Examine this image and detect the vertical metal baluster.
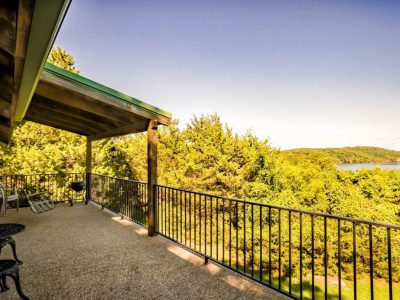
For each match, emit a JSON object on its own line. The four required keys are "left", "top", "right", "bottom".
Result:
{"left": 174, "top": 189, "right": 177, "bottom": 239}
{"left": 189, "top": 192, "right": 192, "bottom": 248}
{"left": 353, "top": 222, "right": 357, "bottom": 300}
{"left": 157, "top": 185, "right": 161, "bottom": 231}
{"left": 222, "top": 199, "right": 225, "bottom": 264}
{"left": 167, "top": 187, "right": 170, "bottom": 237}
{"left": 184, "top": 191, "right": 187, "bottom": 245}
{"left": 387, "top": 228, "right": 393, "bottom": 300}
{"left": 338, "top": 219, "right": 341, "bottom": 299}
{"left": 260, "top": 206, "right": 263, "bottom": 282}
{"left": 136, "top": 182, "right": 138, "bottom": 222}
{"left": 127, "top": 181, "right": 130, "bottom": 219}
{"left": 278, "top": 209, "right": 281, "bottom": 290}
{"left": 229, "top": 200, "right": 232, "bottom": 268}
{"left": 143, "top": 184, "right": 146, "bottom": 223}
{"left": 324, "top": 216, "right": 328, "bottom": 300}
{"left": 236, "top": 201, "right": 239, "bottom": 270}
{"left": 146, "top": 184, "right": 149, "bottom": 222}
{"left": 216, "top": 197, "right": 219, "bottom": 261}
{"left": 144, "top": 184, "right": 147, "bottom": 224}
{"left": 269, "top": 207, "right": 272, "bottom": 286}
{"left": 136, "top": 184, "right": 140, "bottom": 225}
{"left": 155, "top": 185, "right": 159, "bottom": 231}
{"left": 174, "top": 189, "right": 176, "bottom": 240}
{"left": 199, "top": 195, "right": 201, "bottom": 252}
{"left": 369, "top": 224, "right": 374, "bottom": 300}
{"left": 133, "top": 182, "right": 135, "bottom": 221}
{"left": 204, "top": 195, "right": 207, "bottom": 256}
{"left": 199, "top": 193, "right": 202, "bottom": 252}
{"left": 162, "top": 187, "right": 165, "bottom": 234}
{"left": 244, "top": 202, "right": 247, "bottom": 274}
{"left": 194, "top": 193, "right": 197, "bottom": 250}
{"left": 210, "top": 196, "right": 213, "bottom": 259}
{"left": 177, "top": 189, "right": 179, "bottom": 241}
{"left": 180, "top": 190, "right": 183, "bottom": 243}
{"left": 134, "top": 182, "right": 137, "bottom": 222}
{"left": 222, "top": 198, "right": 225, "bottom": 264}
{"left": 251, "top": 204, "right": 254, "bottom": 277}
{"left": 168, "top": 188, "right": 171, "bottom": 238}
{"left": 289, "top": 211, "right": 292, "bottom": 294}
{"left": 312, "top": 215, "right": 315, "bottom": 300}
{"left": 139, "top": 183, "right": 141, "bottom": 223}
{"left": 164, "top": 187, "right": 166, "bottom": 234}
{"left": 171, "top": 189, "right": 174, "bottom": 239}
{"left": 121, "top": 180, "right": 124, "bottom": 216}
{"left": 128, "top": 181, "right": 131, "bottom": 220}
{"left": 300, "top": 213, "right": 303, "bottom": 299}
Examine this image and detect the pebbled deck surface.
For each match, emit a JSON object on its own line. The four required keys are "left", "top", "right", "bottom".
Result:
{"left": 0, "top": 203, "right": 288, "bottom": 299}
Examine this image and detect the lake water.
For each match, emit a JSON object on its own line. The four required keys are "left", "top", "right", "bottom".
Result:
{"left": 337, "top": 162, "right": 400, "bottom": 171}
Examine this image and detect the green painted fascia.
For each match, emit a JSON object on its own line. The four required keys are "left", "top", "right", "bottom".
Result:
{"left": 14, "top": 0, "right": 71, "bottom": 121}
{"left": 44, "top": 62, "right": 172, "bottom": 120}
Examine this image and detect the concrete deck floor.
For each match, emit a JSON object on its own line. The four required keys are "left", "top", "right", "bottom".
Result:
{"left": 0, "top": 203, "right": 288, "bottom": 299}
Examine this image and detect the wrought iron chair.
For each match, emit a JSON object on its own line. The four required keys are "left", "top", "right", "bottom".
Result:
{"left": 0, "top": 260, "right": 29, "bottom": 299}
{"left": 0, "top": 182, "right": 19, "bottom": 216}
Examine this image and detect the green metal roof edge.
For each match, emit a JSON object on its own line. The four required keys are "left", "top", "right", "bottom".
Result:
{"left": 15, "top": 0, "right": 72, "bottom": 121}
{"left": 44, "top": 62, "right": 172, "bottom": 120}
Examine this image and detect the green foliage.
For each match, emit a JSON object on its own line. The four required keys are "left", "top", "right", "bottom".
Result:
{"left": 47, "top": 46, "right": 79, "bottom": 74}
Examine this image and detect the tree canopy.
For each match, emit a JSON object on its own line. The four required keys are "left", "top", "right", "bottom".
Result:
{"left": 47, "top": 46, "right": 80, "bottom": 74}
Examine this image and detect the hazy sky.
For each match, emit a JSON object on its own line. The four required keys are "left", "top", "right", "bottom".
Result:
{"left": 54, "top": 0, "right": 400, "bottom": 150}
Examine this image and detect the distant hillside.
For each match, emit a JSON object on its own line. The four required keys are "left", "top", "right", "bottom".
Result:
{"left": 282, "top": 146, "right": 400, "bottom": 164}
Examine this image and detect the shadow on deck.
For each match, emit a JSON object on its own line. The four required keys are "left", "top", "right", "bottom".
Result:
{"left": 1, "top": 203, "right": 287, "bottom": 299}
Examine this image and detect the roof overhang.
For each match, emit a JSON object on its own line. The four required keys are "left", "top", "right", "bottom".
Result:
{"left": 1, "top": 0, "right": 171, "bottom": 143}
{"left": 0, "top": 0, "right": 71, "bottom": 143}
{"left": 25, "top": 63, "right": 172, "bottom": 140}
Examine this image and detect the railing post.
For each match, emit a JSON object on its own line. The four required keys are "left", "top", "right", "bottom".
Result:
{"left": 85, "top": 137, "right": 92, "bottom": 204}
{"left": 147, "top": 119, "right": 158, "bottom": 236}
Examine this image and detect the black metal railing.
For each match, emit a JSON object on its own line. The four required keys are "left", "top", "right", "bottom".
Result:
{"left": 2, "top": 172, "right": 399, "bottom": 299}
{"left": 0, "top": 173, "right": 86, "bottom": 204}
{"left": 90, "top": 174, "right": 148, "bottom": 226}
{"left": 155, "top": 185, "right": 400, "bottom": 300}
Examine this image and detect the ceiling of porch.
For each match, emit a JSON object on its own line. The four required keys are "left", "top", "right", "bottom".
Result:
{"left": 25, "top": 63, "right": 171, "bottom": 140}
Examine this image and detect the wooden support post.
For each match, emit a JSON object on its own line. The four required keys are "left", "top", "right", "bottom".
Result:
{"left": 147, "top": 119, "right": 158, "bottom": 236}
{"left": 85, "top": 137, "right": 92, "bottom": 204}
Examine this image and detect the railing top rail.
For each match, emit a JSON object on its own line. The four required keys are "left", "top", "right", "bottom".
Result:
{"left": 91, "top": 173, "right": 147, "bottom": 185}
{"left": 1, "top": 173, "right": 84, "bottom": 176}
{"left": 156, "top": 184, "right": 400, "bottom": 230}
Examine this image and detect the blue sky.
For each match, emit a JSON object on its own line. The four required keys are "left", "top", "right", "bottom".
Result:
{"left": 54, "top": 0, "right": 400, "bottom": 150}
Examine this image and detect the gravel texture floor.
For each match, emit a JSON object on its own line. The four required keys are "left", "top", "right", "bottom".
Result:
{"left": 0, "top": 203, "right": 288, "bottom": 299}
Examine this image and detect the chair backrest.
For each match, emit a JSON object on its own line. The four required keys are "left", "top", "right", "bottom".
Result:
{"left": 0, "top": 182, "right": 5, "bottom": 215}
{"left": 0, "top": 181, "right": 5, "bottom": 200}
{"left": 0, "top": 181, "right": 18, "bottom": 215}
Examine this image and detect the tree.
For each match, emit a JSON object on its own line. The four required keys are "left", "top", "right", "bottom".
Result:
{"left": 47, "top": 46, "right": 79, "bottom": 74}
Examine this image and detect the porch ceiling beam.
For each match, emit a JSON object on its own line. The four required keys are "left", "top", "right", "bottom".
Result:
{"left": 29, "top": 100, "right": 110, "bottom": 131}
{"left": 30, "top": 95, "right": 123, "bottom": 128}
{"left": 25, "top": 109, "right": 97, "bottom": 136}
{"left": 90, "top": 120, "right": 148, "bottom": 141}
{"left": 38, "top": 70, "right": 171, "bottom": 126}
{"left": 26, "top": 107, "right": 98, "bottom": 134}
{"left": 35, "top": 79, "right": 135, "bottom": 125}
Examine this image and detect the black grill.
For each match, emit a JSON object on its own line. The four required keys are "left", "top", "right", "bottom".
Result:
{"left": 70, "top": 181, "right": 85, "bottom": 192}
